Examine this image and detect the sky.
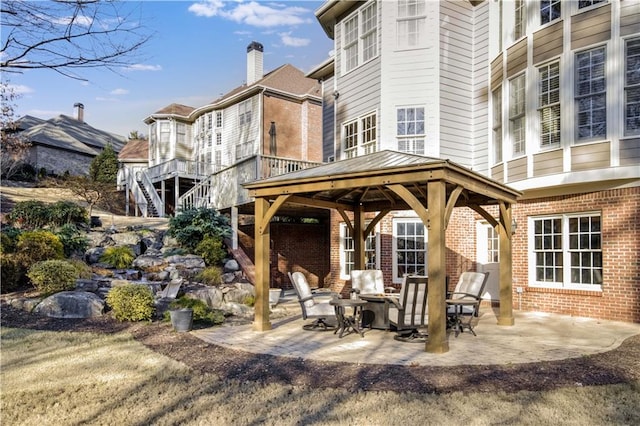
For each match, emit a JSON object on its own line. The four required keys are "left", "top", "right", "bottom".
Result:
{"left": 6, "top": 0, "right": 334, "bottom": 138}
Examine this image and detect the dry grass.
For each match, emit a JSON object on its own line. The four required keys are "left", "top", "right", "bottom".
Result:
{"left": 1, "top": 327, "right": 638, "bottom": 426}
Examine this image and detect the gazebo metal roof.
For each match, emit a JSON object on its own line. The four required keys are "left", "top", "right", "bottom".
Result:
{"left": 244, "top": 150, "right": 522, "bottom": 354}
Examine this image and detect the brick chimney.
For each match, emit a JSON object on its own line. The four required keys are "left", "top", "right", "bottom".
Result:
{"left": 246, "top": 41, "right": 263, "bottom": 85}
{"left": 73, "top": 103, "right": 84, "bottom": 122}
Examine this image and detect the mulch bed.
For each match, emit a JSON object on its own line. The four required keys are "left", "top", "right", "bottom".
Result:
{"left": 2, "top": 303, "right": 639, "bottom": 394}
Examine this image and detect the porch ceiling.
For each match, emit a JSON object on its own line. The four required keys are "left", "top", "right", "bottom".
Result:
{"left": 244, "top": 150, "right": 522, "bottom": 211}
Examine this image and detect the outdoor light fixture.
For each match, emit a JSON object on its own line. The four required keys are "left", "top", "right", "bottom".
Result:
{"left": 333, "top": 91, "right": 340, "bottom": 99}
{"left": 511, "top": 219, "right": 518, "bottom": 235}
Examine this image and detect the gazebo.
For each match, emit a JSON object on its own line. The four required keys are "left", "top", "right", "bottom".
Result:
{"left": 244, "top": 151, "right": 522, "bottom": 353}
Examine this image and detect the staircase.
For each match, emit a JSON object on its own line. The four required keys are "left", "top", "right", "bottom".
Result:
{"left": 136, "top": 180, "right": 159, "bottom": 217}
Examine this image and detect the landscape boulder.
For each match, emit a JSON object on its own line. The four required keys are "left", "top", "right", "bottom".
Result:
{"left": 34, "top": 291, "right": 105, "bottom": 318}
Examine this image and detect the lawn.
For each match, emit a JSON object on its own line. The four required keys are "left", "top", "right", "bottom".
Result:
{"left": 1, "top": 326, "right": 639, "bottom": 425}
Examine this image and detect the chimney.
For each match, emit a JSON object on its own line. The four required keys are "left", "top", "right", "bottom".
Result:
{"left": 246, "top": 41, "right": 263, "bottom": 85}
{"left": 73, "top": 103, "right": 84, "bottom": 122}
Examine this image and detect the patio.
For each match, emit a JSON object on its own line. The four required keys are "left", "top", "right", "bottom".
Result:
{"left": 192, "top": 292, "right": 640, "bottom": 367}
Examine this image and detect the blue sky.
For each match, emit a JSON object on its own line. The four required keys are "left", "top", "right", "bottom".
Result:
{"left": 7, "top": 1, "right": 334, "bottom": 138}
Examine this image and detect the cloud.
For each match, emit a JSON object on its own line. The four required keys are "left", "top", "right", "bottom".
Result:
{"left": 110, "top": 88, "right": 129, "bottom": 95}
{"left": 279, "top": 32, "right": 310, "bottom": 47}
{"left": 123, "top": 64, "right": 162, "bottom": 72}
{"left": 189, "top": 0, "right": 313, "bottom": 27}
{"left": 7, "top": 84, "right": 34, "bottom": 95}
{"left": 96, "top": 97, "right": 119, "bottom": 102}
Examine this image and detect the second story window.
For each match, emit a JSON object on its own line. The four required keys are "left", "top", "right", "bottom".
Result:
{"left": 216, "top": 112, "right": 222, "bottom": 128}
{"left": 578, "top": 1, "right": 605, "bottom": 9}
{"left": 541, "top": 0, "right": 561, "bottom": 25}
{"left": 239, "top": 100, "right": 252, "bottom": 125}
{"left": 176, "top": 123, "right": 186, "bottom": 146}
{"left": 207, "top": 114, "right": 212, "bottom": 130}
{"left": 576, "top": 47, "right": 606, "bottom": 141}
{"left": 538, "top": 61, "right": 561, "bottom": 147}
{"left": 625, "top": 38, "right": 640, "bottom": 136}
{"left": 397, "top": 0, "right": 426, "bottom": 49}
{"left": 342, "top": 1, "right": 378, "bottom": 74}
{"left": 343, "top": 112, "right": 377, "bottom": 159}
{"left": 397, "top": 107, "right": 425, "bottom": 155}
{"left": 509, "top": 75, "right": 526, "bottom": 156}
{"left": 159, "top": 121, "right": 170, "bottom": 144}
{"left": 514, "top": 0, "right": 525, "bottom": 40}
{"left": 216, "top": 133, "right": 222, "bottom": 146}
{"left": 492, "top": 87, "right": 503, "bottom": 163}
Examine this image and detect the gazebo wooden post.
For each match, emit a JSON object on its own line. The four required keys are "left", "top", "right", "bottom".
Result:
{"left": 425, "top": 180, "right": 449, "bottom": 353}
{"left": 253, "top": 197, "right": 272, "bottom": 331}
{"left": 497, "top": 202, "right": 515, "bottom": 326}
{"left": 354, "top": 205, "right": 366, "bottom": 270}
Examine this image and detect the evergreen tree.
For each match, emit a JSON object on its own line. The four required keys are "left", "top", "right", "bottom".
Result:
{"left": 89, "top": 144, "right": 118, "bottom": 184}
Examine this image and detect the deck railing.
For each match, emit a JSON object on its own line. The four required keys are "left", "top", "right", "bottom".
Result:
{"left": 146, "top": 159, "right": 212, "bottom": 181}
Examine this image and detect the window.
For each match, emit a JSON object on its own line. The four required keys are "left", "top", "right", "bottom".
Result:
{"left": 576, "top": 47, "right": 606, "bottom": 141}
{"left": 625, "top": 38, "right": 640, "bottom": 136}
{"left": 207, "top": 113, "right": 212, "bottom": 130}
{"left": 530, "top": 213, "right": 602, "bottom": 289}
{"left": 239, "top": 100, "right": 252, "bottom": 125}
{"left": 215, "top": 151, "right": 221, "bottom": 168}
{"left": 397, "top": 0, "right": 426, "bottom": 49}
{"left": 492, "top": 88, "right": 502, "bottom": 163}
{"left": 509, "top": 75, "right": 526, "bottom": 156}
{"left": 342, "top": 1, "right": 378, "bottom": 73}
{"left": 393, "top": 218, "right": 427, "bottom": 282}
{"left": 159, "top": 121, "right": 170, "bottom": 144}
{"left": 343, "top": 112, "right": 377, "bottom": 158}
{"left": 216, "top": 133, "right": 222, "bottom": 146}
{"left": 538, "top": 62, "right": 561, "bottom": 147}
{"left": 487, "top": 226, "right": 499, "bottom": 263}
{"left": 235, "top": 140, "right": 253, "bottom": 161}
{"left": 514, "top": 0, "right": 525, "bottom": 40}
{"left": 540, "top": 0, "right": 561, "bottom": 25}
{"left": 578, "top": 1, "right": 605, "bottom": 9}
{"left": 340, "top": 223, "right": 378, "bottom": 279}
{"left": 397, "top": 107, "right": 425, "bottom": 155}
{"left": 216, "top": 112, "right": 222, "bottom": 128}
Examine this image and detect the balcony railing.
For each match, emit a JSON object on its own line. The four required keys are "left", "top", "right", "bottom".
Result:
{"left": 146, "top": 159, "right": 213, "bottom": 181}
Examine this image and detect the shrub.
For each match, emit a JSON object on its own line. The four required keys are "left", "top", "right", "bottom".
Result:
{"left": 16, "top": 230, "right": 64, "bottom": 268}
{"left": 194, "top": 235, "right": 227, "bottom": 266}
{"left": 195, "top": 266, "right": 223, "bottom": 286}
{"left": 68, "top": 258, "right": 92, "bottom": 279}
{"left": 168, "top": 208, "right": 231, "bottom": 251}
{"left": 162, "top": 247, "right": 187, "bottom": 257}
{"left": 0, "top": 254, "right": 26, "bottom": 293}
{"left": 165, "top": 297, "right": 225, "bottom": 326}
{"left": 106, "top": 284, "right": 155, "bottom": 322}
{"left": 1, "top": 233, "right": 15, "bottom": 254}
{"left": 100, "top": 246, "right": 135, "bottom": 269}
{"left": 8, "top": 200, "right": 50, "bottom": 229}
{"left": 27, "top": 259, "right": 78, "bottom": 295}
{"left": 54, "top": 224, "right": 89, "bottom": 257}
{"left": 243, "top": 295, "right": 256, "bottom": 307}
{"left": 49, "top": 201, "right": 87, "bottom": 226}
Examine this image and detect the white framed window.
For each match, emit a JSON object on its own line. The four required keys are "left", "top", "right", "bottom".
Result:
{"left": 215, "top": 151, "right": 221, "bottom": 168}
{"left": 340, "top": 223, "right": 379, "bottom": 280}
{"left": 529, "top": 213, "right": 603, "bottom": 290}
{"left": 343, "top": 112, "right": 377, "bottom": 159}
{"left": 342, "top": 1, "right": 378, "bottom": 74}
{"left": 538, "top": 61, "right": 561, "bottom": 147}
{"left": 397, "top": 0, "right": 426, "bottom": 49}
{"left": 509, "top": 75, "right": 526, "bottom": 156}
{"left": 216, "top": 133, "right": 222, "bottom": 146}
{"left": 235, "top": 140, "right": 253, "bottom": 161}
{"left": 392, "top": 218, "right": 427, "bottom": 283}
{"left": 514, "top": 0, "right": 525, "bottom": 40}
{"left": 207, "top": 113, "right": 212, "bottom": 130}
{"left": 540, "top": 0, "right": 561, "bottom": 25}
{"left": 239, "top": 100, "right": 252, "bottom": 125}
{"left": 576, "top": 47, "right": 606, "bottom": 141}
{"left": 625, "top": 38, "right": 640, "bottom": 136}
{"left": 159, "top": 121, "right": 170, "bottom": 144}
{"left": 397, "top": 106, "right": 425, "bottom": 155}
{"left": 216, "top": 111, "right": 222, "bottom": 128}
{"left": 207, "top": 133, "right": 212, "bottom": 148}
{"left": 176, "top": 122, "right": 186, "bottom": 146}
{"left": 578, "top": 1, "right": 605, "bottom": 10}
{"left": 493, "top": 87, "right": 503, "bottom": 163}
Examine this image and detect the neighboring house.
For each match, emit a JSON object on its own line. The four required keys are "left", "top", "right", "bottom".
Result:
{"left": 122, "top": 41, "right": 323, "bottom": 219}
{"left": 13, "top": 104, "right": 126, "bottom": 176}
{"left": 307, "top": 0, "right": 639, "bottom": 323}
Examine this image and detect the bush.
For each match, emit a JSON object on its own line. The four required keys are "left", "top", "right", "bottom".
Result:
{"left": 49, "top": 201, "right": 87, "bottom": 226}
{"left": 16, "top": 230, "right": 64, "bottom": 268}
{"left": 162, "top": 247, "right": 187, "bottom": 257}
{"left": 26, "top": 259, "right": 78, "bottom": 295}
{"left": 106, "top": 284, "right": 155, "bottom": 322}
{"left": 68, "top": 258, "right": 92, "bottom": 279}
{"left": 100, "top": 246, "right": 135, "bottom": 269}
{"left": 165, "top": 297, "right": 225, "bottom": 326}
{"left": 195, "top": 266, "right": 223, "bottom": 286}
{"left": 168, "top": 208, "right": 231, "bottom": 251}
{"left": 0, "top": 254, "right": 26, "bottom": 293}
{"left": 243, "top": 295, "right": 256, "bottom": 307}
{"left": 194, "top": 235, "right": 227, "bottom": 266}
{"left": 8, "top": 200, "right": 50, "bottom": 229}
{"left": 54, "top": 224, "right": 89, "bottom": 257}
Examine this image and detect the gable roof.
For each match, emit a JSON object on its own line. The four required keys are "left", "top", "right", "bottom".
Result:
{"left": 16, "top": 114, "right": 126, "bottom": 156}
{"left": 118, "top": 138, "right": 149, "bottom": 162}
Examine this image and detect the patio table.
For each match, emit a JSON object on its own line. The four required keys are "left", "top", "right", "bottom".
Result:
{"left": 330, "top": 298, "right": 367, "bottom": 338}
{"left": 358, "top": 293, "right": 399, "bottom": 330}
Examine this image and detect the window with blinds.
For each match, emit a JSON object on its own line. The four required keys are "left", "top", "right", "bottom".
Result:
{"left": 510, "top": 75, "right": 526, "bottom": 156}
{"left": 576, "top": 47, "right": 606, "bottom": 141}
{"left": 625, "top": 38, "right": 640, "bottom": 136}
{"left": 538, "top": 62, "right": 561, "bottom": 147}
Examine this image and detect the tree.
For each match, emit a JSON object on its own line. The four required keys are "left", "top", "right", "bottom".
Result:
{"left": 0, "top": 80, "right": 31, "bottom": 179}
{"left": 128, "top": 130, "right": 146, "bottom": 140}
{"left": 64, "top": 175, "right": 111, "bottom": 220}
{"left": 89, "top": 143, "right": 118, "bottom": 184}
{"left": 1, "top": 0, "right": 152, "bottom": 81}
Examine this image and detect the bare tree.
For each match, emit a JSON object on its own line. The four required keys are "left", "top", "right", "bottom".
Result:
{"left": 0, "top": 80, "right": 31, "bottom": 179}
{"left": 1, "top": 0, "right": 152, "bottom": 80}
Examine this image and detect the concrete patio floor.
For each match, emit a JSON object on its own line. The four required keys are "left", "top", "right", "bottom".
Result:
{"left": 192, "top": 292, "right": 640, "bottom": 367}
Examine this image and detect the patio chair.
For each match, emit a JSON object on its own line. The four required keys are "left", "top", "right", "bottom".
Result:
{"left": 388, "top": 275, "right": 429, "bottom": 342}
{"left": 290, "top": 272, "right": 337, "bottom": 331}
{"left": 350, "top": 269, "right": 396, "bottom": 296}
{"left": 446, "top": 271, "right": 489, "bottom": 336}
